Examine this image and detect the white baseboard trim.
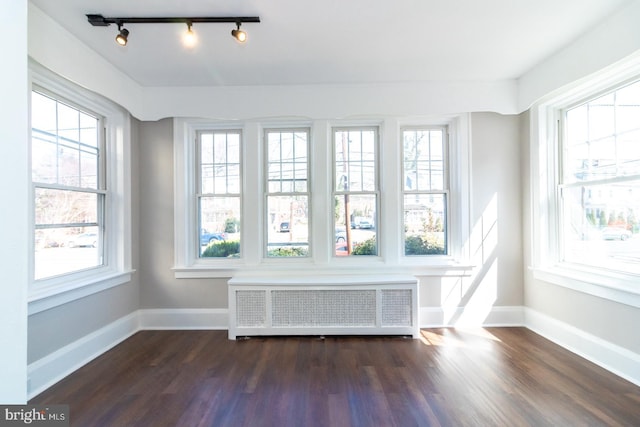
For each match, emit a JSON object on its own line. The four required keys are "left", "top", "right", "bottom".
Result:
{"left": 138, "top": 308, "right": 228, "bottom": 330}
{"left": 525, "top": 308, "right": 640, "bottom": 387}
{"left": 27, "top": 311, "right": 140, "bottom": 400}
{"left": 420, "top": 306, "right": 525, "bottom": 327}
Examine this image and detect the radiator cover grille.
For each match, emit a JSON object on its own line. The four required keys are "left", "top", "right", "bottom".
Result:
{"left": 272, "top": 289, "right": 376, "bottom": 327}
{"left": 236, "top": 290, "right": 266, "bottom": 327}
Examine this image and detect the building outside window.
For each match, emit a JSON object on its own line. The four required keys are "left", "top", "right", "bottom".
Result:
{"left": 333, "top": 127, "right": 378, "bottom": 257}
{"left": 402, "top": 128, "right": 448, "bottom": 256}
{"left": 560, "top": 79, "right": 640, "bottom": 275}
{"left": 265, "top": 129, "right": 310, "bottom": 257}
{"left": 198, "top": 130, "right": 242, "bottom": 258}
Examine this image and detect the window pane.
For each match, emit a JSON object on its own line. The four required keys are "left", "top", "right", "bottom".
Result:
{"left": 565, "top": 81, "right": 640, "bottom": 184}
{"left": 266, "top": 130, "right": 308, "bottom": 194}
{"left": 404, "top": 194, "right": 447, "bottom": 255}
{"left": 334, "top": 194, "right": 377, "bottom": 256}
{"left": 334, "top": 129, "right": 377, "bottom": 192}
{"left": 199, "top": 131, "right": 240, "bottom": 195}
{"left": 35, "top": 225, "right": 102, "bottom": 280}
{"left": 31, "top": 91, "right": 100, "bottom": 190}
{"left": 267, "top": 195, "right": 309, "bottom": 257}
{"left": 199, "top": 196, "right": 241, "bottom": 258}
{"left": 31, "top": 92, "right": 57, "bottom": 131}
{"left": 35, "top": 188, "right": 98, "bottom": 225}
{"left": 618, "top": 130, "right": 640, "bottom": 176}
{"left": 403, "top": 129, "right": 445, "bottom": 191}
{"left": 561, "top": 182, "right": 639, "bottom": 274}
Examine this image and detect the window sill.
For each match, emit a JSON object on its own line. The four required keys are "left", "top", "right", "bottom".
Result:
{"left": 532, "top": 264, "right": 640, "bottom": 308}
{"left": 28, "top": 269, "right": 135, "bottom": 315}
{"left": 173, "top": 259, "right": 473, "bottom": 279}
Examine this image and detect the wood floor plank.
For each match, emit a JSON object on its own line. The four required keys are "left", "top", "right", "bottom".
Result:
{"left": 30, "top": 328, "right": 640, "bottom": 426}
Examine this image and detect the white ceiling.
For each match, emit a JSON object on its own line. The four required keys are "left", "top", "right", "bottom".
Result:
{"left": 30, "top": 0, "right": 630, "bottom": 88}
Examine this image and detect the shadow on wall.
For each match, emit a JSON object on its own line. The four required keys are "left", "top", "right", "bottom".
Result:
{"left": 442, "top": 192, "right": 499, "bottom": 326}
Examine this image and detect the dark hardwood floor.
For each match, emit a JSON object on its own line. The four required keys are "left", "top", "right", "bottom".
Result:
{"left": 31, "top": 328, "right": 640, "bottom": 426}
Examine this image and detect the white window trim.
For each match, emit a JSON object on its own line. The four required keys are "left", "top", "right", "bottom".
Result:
{"left": 173, "top": 115, "right": 472, "bottom": 278}
{"left": 529, "top": 55, "right": 640, "bottom": 308}
{"left": 28, "top": 61, "right": 133, "bottom": 314}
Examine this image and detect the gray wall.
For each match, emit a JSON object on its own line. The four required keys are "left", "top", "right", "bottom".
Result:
{"left": 419, "top": 113, "right": 523, "bottom": 320}
{"left": 138, "top": 119, "right": 228, "bottom": 309}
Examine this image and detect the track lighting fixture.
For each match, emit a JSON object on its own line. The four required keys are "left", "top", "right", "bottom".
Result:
{"left": 87, "top": 14, "right": 260, "bottom": 47}
{"left": 231, "top": 22, "right": 247, "bottom": 43}
{"left": 115, "top": 24, "right": 129, "bottom": 46}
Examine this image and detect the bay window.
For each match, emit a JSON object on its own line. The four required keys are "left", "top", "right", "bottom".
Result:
{"left": 174, "top": 115, "right": 470, "bottom": 277}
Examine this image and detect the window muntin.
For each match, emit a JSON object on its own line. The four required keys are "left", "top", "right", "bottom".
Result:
{"left": 402, "top": 128, "right": 448, "bottom": 256}
{"left": 560, "top": 80, "right": 640, "bottom": 275}
{"left": 333, "top": 128, "right": 378, "bottom": 256}
{"left": 265, "top": 129, "right": 310, "bottom": 257}
{"left": 31, "top": 90, "right": 105, "bottom": 280}
{"left": 198, "top": 130, "right": 242, "bottom": 258}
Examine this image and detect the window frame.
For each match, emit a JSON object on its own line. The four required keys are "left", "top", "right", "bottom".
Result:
{"left": 196, "top": 128, "right": 243, "bottom": 259}
{"left": 263, "top": 127, "right": 311, "bottom": 259}
{"left": 28, "top": 61, "right": 132, "bottom": 314}
{"left": 530, "top": 66, "right": 640, "bottom": 308}
{"left": 401, "top": 126, "right": 450, "bottom": 257}
{"left": 31, "top": 86, "right": 107, "bottom": 279}
{"left": 332, "top": 126, "right": 380, "bottom": 258}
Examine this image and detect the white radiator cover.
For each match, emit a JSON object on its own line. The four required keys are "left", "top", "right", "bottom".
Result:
{"left": 228, "top": 275, "right": 419, "bottom": 339}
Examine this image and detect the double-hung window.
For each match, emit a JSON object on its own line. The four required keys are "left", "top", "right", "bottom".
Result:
{"left": 402, "top": 128, "right": 448, "bottom": 256}
{"left": 265, "top": 129, "right": 310, "bottom": 257}
{"left": 333, "top": 127, "right": 379, "bottom": 256}
{"left": 32, "top": 89, "right": 104, "bottom": 279}
{"left": 560, "top": 80, "right": 640, "bottom": 275}
{"left": 198, "top": 130, "right": 242, "bottom": 258}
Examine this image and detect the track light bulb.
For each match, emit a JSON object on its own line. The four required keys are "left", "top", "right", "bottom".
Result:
{"left": 183, "top": 23, "right": 197, "bottom": 48}
{"left": 115, "top": 26, "right": 129, "bottom": 46}
{"left": 231, "top": 23, "right": 247, "bottom": 43}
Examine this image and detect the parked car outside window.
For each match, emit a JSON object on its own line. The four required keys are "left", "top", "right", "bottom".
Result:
{"left": 200, "top": 229, "right": 227, "bottom": 246}
{"left": 601, "top": 227, "right": 632, "bottom": 241}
